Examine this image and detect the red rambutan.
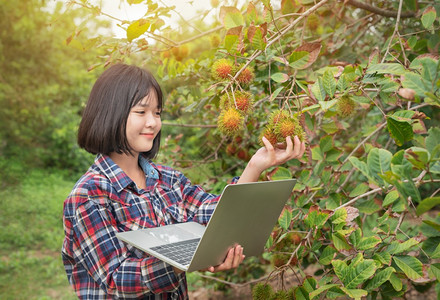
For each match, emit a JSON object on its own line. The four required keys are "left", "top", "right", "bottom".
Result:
{"left": 211, "top": 59, "right": 234, "bottom": 81}
{"left": 217, "top": 108, "right": 244, "bottom": 136}
{"left": 236, "top": 66, "right": 255, "bottom": 85}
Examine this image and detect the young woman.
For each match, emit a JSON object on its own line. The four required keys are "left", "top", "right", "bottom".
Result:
{"left": 62, "top": 63, "right": 305, "bottom": 299}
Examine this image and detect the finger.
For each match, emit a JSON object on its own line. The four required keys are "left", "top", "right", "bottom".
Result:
{"left": 285, "top": 136, "right": 294, "bottom": 154}
{"left": 292, "top": 135, "right": 301, "bottom": 158}
{"left": 299, "top": 140, "right": 306, "bottom": 157}
{"left": 262, "top": 136, "right": 275, "bottom": 152}
{"left": 222, "top": 248, "right": 234, "bottom": 270}
{"left": 231, "top": 246, "right": 242, "bottom": 268}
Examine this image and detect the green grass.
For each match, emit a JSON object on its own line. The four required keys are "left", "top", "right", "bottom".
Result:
{"left": 0, "top": 167, "right": 77, "bottom": 299}
{"left": 0, "top": 163, "right": 208, "bottom": 299}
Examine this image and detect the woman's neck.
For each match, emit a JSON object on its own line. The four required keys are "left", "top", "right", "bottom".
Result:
{"left": 109, "top": 152, "right": 146, "bottom": 189}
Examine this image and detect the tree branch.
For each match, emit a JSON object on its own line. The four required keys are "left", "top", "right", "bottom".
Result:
{"left": 345, "top": 0, "right": 417, "bottom": 18}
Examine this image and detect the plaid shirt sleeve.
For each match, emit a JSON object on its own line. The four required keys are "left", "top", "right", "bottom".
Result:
{"left": 72, "top": 189, "right": 183, "bottom": 297}
{"left": 171, "top": 170, "right": 240, "bottom": 225}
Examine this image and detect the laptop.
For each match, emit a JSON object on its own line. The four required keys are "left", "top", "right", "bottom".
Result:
{"left": 116, "top": 179, "right": 296, "bottom": 272}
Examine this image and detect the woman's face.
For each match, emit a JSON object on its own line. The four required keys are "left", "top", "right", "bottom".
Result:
{"left": 125, "top": 89, "right": 162, "bottom": 155}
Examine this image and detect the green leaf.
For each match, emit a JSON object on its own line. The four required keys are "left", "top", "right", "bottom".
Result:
{"left": 271, "top": 72, "right": 289, "bottom": 83}
{"left": 387, "top": 115, "right": 414, "bottom": 146}
{"left": 389, "top": 273, "right": 403, "bottom": 291}
{"left": 394, "top": 179, "right": 421, "bottom": 203}
{"left": 319, "top": 99, "right": 337, "bottom": 112}
{"left": 393, "top": 256, "right": 424, "bottom": 280}
{"left": 366, "top": 63, "right": 406, "bottom": 75}
{"left": 349, "top": 229, "right": 362, "bottom": 248}
{"left": 305, "top": 210, "right": 330, "bottom": 229}
{"left": 364, "top": 267, "right": 396, "bottom": 291}
{"left": 405, "top": 147, "right": 430, "bottom": 169}
{"left": 332, "top": 259, "right": 377, "bottom": 288}
{"left": 416, "top": 197, "right": 440, "bottom": 216}
{"left": 323, "top": 70, "right": 336, "bottom": 98}
{"left": 349, "top": 183, "right": 369, "bottom": 197}
{"left": 373, "top": 252, "right": 392, "bottom": 266}
{"left": 294, "top": 286, "right": 309, "bottom": 300}
{"left": 421, "top": 6, "right": 437, "bottom": 29}
{"left": 331, "top": 208, "right": 348, "bottom": 225}
{"left": 278, "top": 208, "right": 292, "bottom": 230}
{"left": 357, "top": 236, "right": 381, "bottom": 251}
{"left": 349, "top": 157, "right": 372, "bottom": 180}
{"left": 319, "top": 246, "right": 337, "bottom": 265}
{"left": 289, "top": 42, "right": 321, "bottom": 69}
{"left": 319, "top": 135, "right": 333, "bottom": 153}
{"left": 220, "top": 6, "right": 244, "bottom": 29}
{"left": 332, "top": 233, "right": 351, "bottom": 251}
{"left": 431, "top": 243, "right": 440, "bottom": 259}
{"left": 289, "top": 51, "right": 310, "bottom": 69}
{"left": 309, "top": 284, "right": 339, "bottom": 299}
{"left": 270, "top": 87, "right": 284, "bottom": 102}
{"left": 311, "top": 77, "right": 326, "bottom": 102}
{"left": 429, "top": 263, "right": 440, "bottom": 281}
{"left": 337, "top": 74, "right": 348, "bottom": 91}
{"left": 271, "top": 166, "right": 293, "bottom": 180}
{"left": 386, "top": 238, "right": 420, "bottom": 255}
{"left": 247, "top": 25, "right": 266, "bottom": 50}
{"left": 303, "top": 277, "right": 317, "bottom": 293}
{"left": 126, "top": 19, "right": 150, "bottom": 42}
{"left": 423, "top": 220, "right": 440, "bottom": 231}
{"left": 311, "top": 146, "right": 324, "bottom": 161}
{"left": 265, "top": 234, "right": 273, "bottom": 249}
{"left": 426, "top": 127, "right": 440, "bottom": 155}
{"left": 367, "top": 148, "right": 392, "bottom": 182}
{"left": 402, "top": 72, "right": 430, "bottom": 98}
{"left": 383, "top": 190, "right": 400, "bottom": 207}
{"left": 340, "top": 288, "right": 367, "bottom": 300}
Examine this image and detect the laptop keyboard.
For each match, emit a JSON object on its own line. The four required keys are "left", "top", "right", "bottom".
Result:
{"left": 150, "top": 238, "right": 200, "bottom": 266}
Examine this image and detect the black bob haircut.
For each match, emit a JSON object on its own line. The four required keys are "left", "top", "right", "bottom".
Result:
{"left": 78, "top": 63, "right": 163, "bottom": 159}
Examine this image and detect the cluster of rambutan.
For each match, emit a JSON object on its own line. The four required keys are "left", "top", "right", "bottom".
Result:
{"left": 252, "top": 283, "right": 294, "bottom": 300}
{"left": 336, "top": 96, "right": 356, "bottom": 118}
{"left": 259, "top": 109, "right": 305, "bottom": 147}
{"left": 217, "top": 91, "right": 254, "bottom": 137}
{"left": 211, "top": 58, "right": 255, "bottom": 85}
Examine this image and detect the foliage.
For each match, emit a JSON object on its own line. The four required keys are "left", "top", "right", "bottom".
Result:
{"left": 0, "top": 0, "right": 103, "bottom": 175}
{"left": 65, "top": 0, "right": 440, "bottom": 298}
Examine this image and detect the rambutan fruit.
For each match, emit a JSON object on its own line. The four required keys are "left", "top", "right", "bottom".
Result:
{"left": 220, "top": 91, "right": 253, "bottom": 114}
{"left": 274, "top": 118, "right": 297, "bottom": 139}
{"left": 217, "top": 108, "right": 244, "bottom": 136}
{"left": 226, "top": 143, "right": 237, "bottom": 156}
{"left": 236, "top": 65, "right": 255, "bottom": 85}
{"left": 271, "top": 253, "right": 289, "bottom": 267}
{"left": 269, "top": 109, "right": 290, "bottom": 125}
{"left": 261, "top": 110, "right": 306, "bottom": 146}
{"left": 306, "top": 14, "right": 319, "bottom": 31}
{"left": 211, "top": 59, "right": 234, "bottom": 81}
{"left": 272, "top": 290, "right": 292, "bottom": 300}
{"left": 337, "top": 96, "right": 356, "bottom": 118}
{"left": 259, "top": 126, "right": 281, "bottom": 146}
{"left": 252, "top": 283, "right": 274, "bottom": 300}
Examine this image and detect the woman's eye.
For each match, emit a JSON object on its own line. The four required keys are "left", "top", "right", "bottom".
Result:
{"left": 156, "top": 111, "right": 162, "bottom": 116}
{"left": 135, "top": 111, "right": 145, "bottom": 114}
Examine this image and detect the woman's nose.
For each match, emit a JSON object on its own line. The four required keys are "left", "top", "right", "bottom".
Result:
{"left": 145, "top": 112, "right": 158, "bottom": 127}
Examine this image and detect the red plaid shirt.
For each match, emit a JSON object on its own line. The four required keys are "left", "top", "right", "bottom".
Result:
{"left": 62, "top": 154, "right": 237, "bottom": 299}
